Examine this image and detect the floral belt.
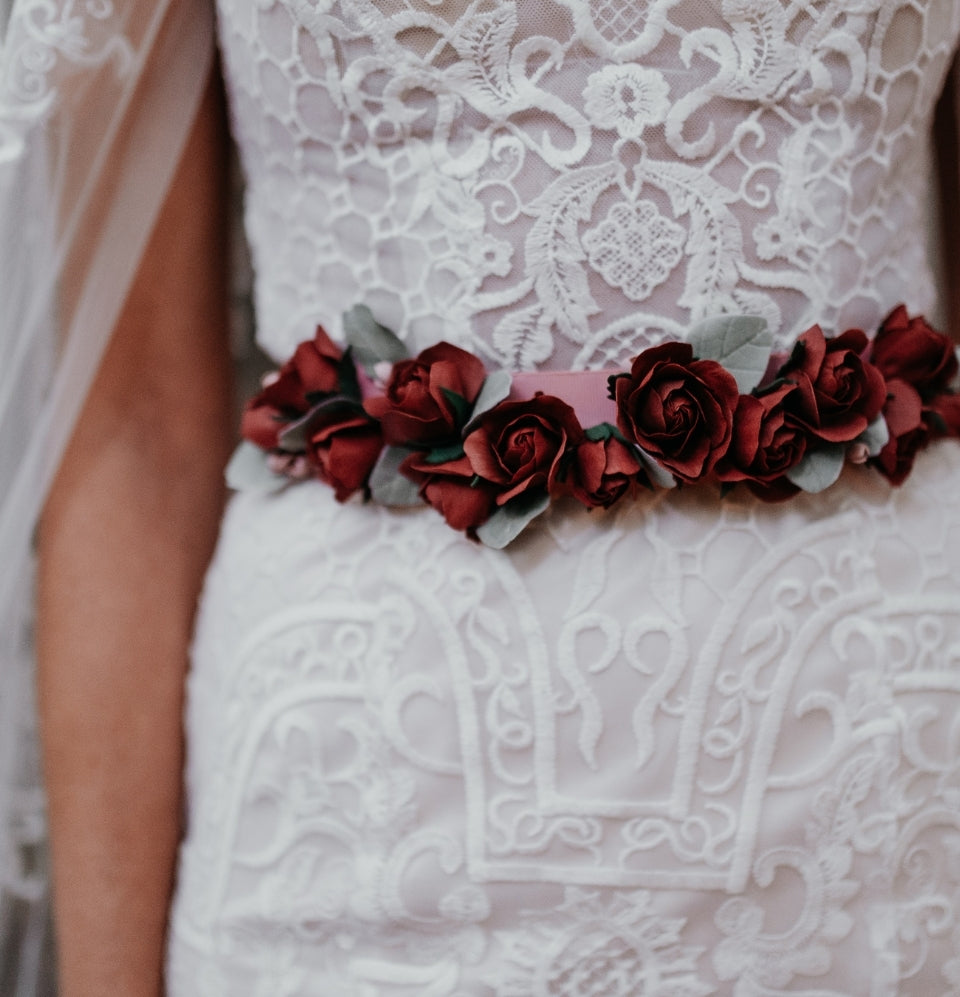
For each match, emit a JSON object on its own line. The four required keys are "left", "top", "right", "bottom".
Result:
{"left": 228, "top": 305, "right": 960, "bottom": 548}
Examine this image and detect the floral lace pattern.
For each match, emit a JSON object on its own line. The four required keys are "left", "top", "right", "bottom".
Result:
{"left": 216, "top": 0, "right": 958, "bottom": 371}
{"left": 170, "top": 446, "right": 960, "bottom": 994}
{"left": 169, "top": 1, "right": 960, "bottom": 994}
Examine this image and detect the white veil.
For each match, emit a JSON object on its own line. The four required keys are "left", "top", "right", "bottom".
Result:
{"left": 0, "top": 1, "right": 215, "bottom": 991}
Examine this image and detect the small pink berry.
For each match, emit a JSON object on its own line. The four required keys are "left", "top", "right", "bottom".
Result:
{"left": 373, "top": 361, "right": 394, "bottom": 386}
{"left": 846, "top": 442, "right": 870, "bottom": 465}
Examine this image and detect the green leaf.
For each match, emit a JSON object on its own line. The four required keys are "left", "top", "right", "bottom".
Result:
{"left": 785, "top": 444, "right": 845, "bottom": 493}
{"left": 278, "top": 413, "right": 311, "bottom": 452}
{"left": 441, "top": 388, "right": 471, "bottom": 427}
{"left": 689, "top": 314, "right": 773, "bottom": 394}
{"left": 336, "top": 347, "right": 362, "bottom": 401}
{"left": 342, "top": 304, "right": 409, "bottom": 368}
{"left": 753, "top": 376, "right": 791, "bottom": 398}
{"left": 584, "top": 421, "right": 630, "bottom": 444}
{"left": 927, "top": 410, "right": 948, "bottom": 435}
{"left": 475, "top": 489, "right": 551, "bottom": 549}
{"left": 585, "top": 423, "right": 614, "bottom": 442}
{"left": 278, "top": 397, "right": 364, "bottom": 451}
{"left": 857, "top": 414, "right": 889, "bottom": 458}
{"left": 225, "top": 441, "right": 288, "bottom": 493}
{"left": 635, "top": 445, "right": 677, "bottom": 490}
{"left": 424, "top": 441, "right": 466, "bottom": 464}
{"left": 368, "top": 445, "right": 422, "bottom": 507}
{"left": 463, "top": 370, "right": 513, "bottom": 433}
{"left": 780, "top": 339, "right": 805, "bottom": 375}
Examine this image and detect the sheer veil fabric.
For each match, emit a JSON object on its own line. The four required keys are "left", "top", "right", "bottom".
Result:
{"left": 0, "top": 1, "right": 214, "bottom": 991}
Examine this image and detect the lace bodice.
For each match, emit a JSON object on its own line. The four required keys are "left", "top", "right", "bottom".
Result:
{"left": 217, "top": 0, "right": 959, "bottom": 371}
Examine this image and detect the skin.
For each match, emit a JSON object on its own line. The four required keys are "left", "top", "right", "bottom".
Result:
{"left": 36, "top": 78, "right": 231, "bottom": 997}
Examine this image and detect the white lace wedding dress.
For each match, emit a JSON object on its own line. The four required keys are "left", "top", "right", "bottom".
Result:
{"left": 167, "top": 2, "right": 960, "bottom": 993}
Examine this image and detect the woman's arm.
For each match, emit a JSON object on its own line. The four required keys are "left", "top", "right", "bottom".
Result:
{"left": 36, "top": 78, "right": 233, "bottom": 997}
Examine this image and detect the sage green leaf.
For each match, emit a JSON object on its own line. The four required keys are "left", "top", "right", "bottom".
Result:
{"left": 278, "top": 397, "right": 363, "bottom": 451}
{"left": 225, "top": 441, "right": 288, "bottom": 493}
{"left": 584, "top": 421, "right": 630, "bottom": 444}
{"left": 475, "top": 489, "right": 550, "bottom": 549}
{"left": 336, "top": 348, "right": 362, "bottom": 400}
{"left": 278, "top": 413, "right": 311, "bottom": 452}
{"left": 688, "top": 315, "right": 773, "bottom": 393}
{"left": 440, "top": 387, "right": 471, "bottom": 427}
{"left": 342, "top": 304, "right": 409, "bottom": 368}
{"left": 786, "top": 444, "right": 845, "bottom": 492}
{"left": 585, "top": 422, "right": 614, "bottom": 442}
{"left": 858, "top": 414, "right": 889, "bottom": 458}
{"left": 425, "top": 441, "right": 466, "bottom": 464}
{"left": 463, "top": 369, "right": 513, "bottom": 434}
{"left": 369, "top": 445, "right": 422, "bottom": 507}
{"left": 635, "top": 445, "right": 677, "bottom": 489}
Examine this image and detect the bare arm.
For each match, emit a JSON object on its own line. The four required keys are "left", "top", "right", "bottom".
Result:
{"left": 37, "top": 78, "right": 232, "bottom": 997}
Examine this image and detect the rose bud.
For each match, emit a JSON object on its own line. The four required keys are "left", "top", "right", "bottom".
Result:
{"left": 871, "top": 306, "right": 958, "bottom": 398}
{"left": 613, "top": 342, "right": 739, "bottom": 482}
{"left": 872, "top": 377, "right": 927, "bottom": 485}
{"left": 401, "top": 452, "right": 499, "bottom": 535}
{"left": 777, "top": 325, "right": 886, "bottom": 443}
{"left": 242, "top": 326, "right": 343, "bottom": 450}
{"left": 364, "top": 342, "right": 486, "bottom": 446}
{"left": 925, "top": 394, "right": 960, "bottom": 438}
{"left": 302, "top": 401, "right": 385, "bottom": 501}
{"left": 463, "top": 395, "right": 583, "bottom": 505}
{"left": 566, "top": 434, "right": 645, "bottom": 509}
{"left": 715, "top": 384, "right": 808, "bottom": 488}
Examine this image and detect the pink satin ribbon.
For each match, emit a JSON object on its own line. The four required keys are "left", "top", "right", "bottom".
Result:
{"left": 508, "top": 369, "right": 621, "bottom": 427}
{"left": 360, "top": 356, "right": 791, "bottom": 431}
{"left": 358, "top": 365, "right": 623, "bottom": 428}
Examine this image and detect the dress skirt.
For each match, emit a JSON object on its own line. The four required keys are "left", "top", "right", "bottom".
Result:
{"left": 168, "top": 442, "right": 960, "bottom": 996}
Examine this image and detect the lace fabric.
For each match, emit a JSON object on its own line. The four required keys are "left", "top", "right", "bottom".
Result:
{"left": 218, "top": 0, "right": 959, "bottom": 371}
{"left": 167, "top": 2, "right": 960, "bottom": 994}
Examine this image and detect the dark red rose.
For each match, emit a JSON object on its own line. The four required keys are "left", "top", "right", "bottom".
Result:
{"left": 925, "top": 394, "right": 960, "bottom": 438}
{"left": 872, "top": 378, "right": 928, "bottom": 485}
{"left": 715, "top": 384, "right": 808, "bottom": 487}
{"left": 744, "top": 477, "right": 801, "bottom": 502}
{"left": 401, "top": 452, "right": 499, "bottom": 534}
{"left": 871, "top": 306, "right": 958, "bottom": 398}
{"left": 463, "top": 395, "right": 583, "bottom": 505}
{"left": 613, "top": 342, "right": 739, "bottom": 482}
{"left": 301, "top": 400, "right": 384, "bottom": 501}
{"left": 364, "top": 342, "right": 487, "bottom": 446}
{"left": 567, "top": 434, "right": 645, "bottom": 509}
{"left": 242, "top": 326, "right": 343, "bottom": 450}
{"left": 778, "top": 325, "right": 886, "bottom": 443}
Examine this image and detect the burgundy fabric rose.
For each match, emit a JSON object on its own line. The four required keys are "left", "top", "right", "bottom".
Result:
{"left": 872, "top": 378, "right": 927, "bottom": 485}
{"left": 715, "top": 384, "right": 807, "bottom": 487}
{"left": 463, "top": 395, "right": 583, "bottom": 505}
{"left": 242, "top": 326, "right": 343, "bottom": 450}
{"left": 301, "top": 401, "right": 384, "bottom": 501}
{"left": 926, "top": 394, "right": 960, "bottom": 438}
{"left": 401, "top": 452, "right": 499, "bottom": 534}
{"left": 777, "top": 325, "right": 886, "bottom": 443}
{"left": 871, "top": 306, "right": 958, "bottom": 398}
{"left": 567, "top": 435, "right": 645, "bottom": 509}
{"left": 364, "top": 342, "right": 487, "bottom": 446}
{"left": 613, "top": 342, "right": 739, "bottom": 482}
